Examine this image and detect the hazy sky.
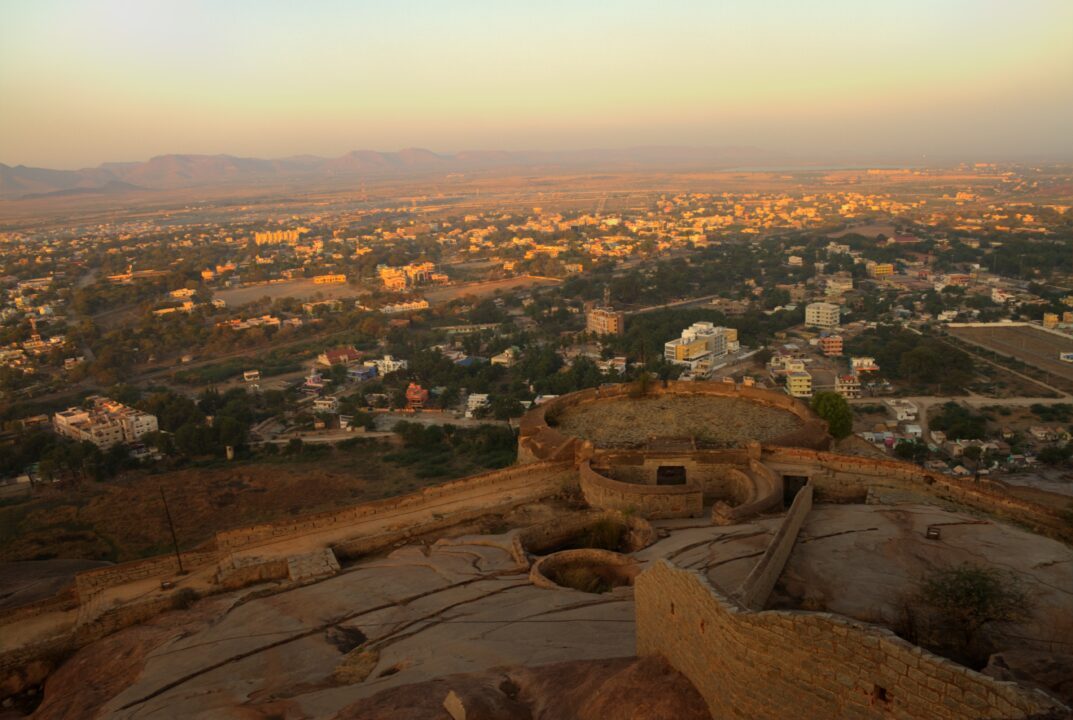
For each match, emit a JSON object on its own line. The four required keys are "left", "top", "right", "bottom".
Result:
{"left": 2, "top": 0, "right": 1072, "bottom": 168}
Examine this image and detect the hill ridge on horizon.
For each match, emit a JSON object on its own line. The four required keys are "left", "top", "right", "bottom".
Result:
{"left": 0, "top": 145, "right": 795, "bottom": 200}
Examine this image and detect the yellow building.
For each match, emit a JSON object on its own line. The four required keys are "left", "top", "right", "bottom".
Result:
{"left": 313, "top": 274, "right": 347, "bottom": 285}
{"left": 586, "top": 307, "right": 625, "bottom": 336}
{"left": 786, "top": 370, "right": 813, "bottom": 398}
{"left": 867, "top": 262, "right": 895, "bottom": 278}
{"left": 1043, "top": 313, "right": 1059, "bottom": 329}
{"left": 669, "top": 337, "right": 710, "bottom": 363}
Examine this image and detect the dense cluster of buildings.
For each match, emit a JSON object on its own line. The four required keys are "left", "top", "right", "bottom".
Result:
{"left": 377, "top": 262, "right": 445, "bottom": 291}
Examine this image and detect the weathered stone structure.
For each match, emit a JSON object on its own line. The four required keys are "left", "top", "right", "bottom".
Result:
{"left": 636, "top": 561, "right": 1064, "bottom": 719}
{"left": 4, "top": 380, "right": 1071, "bottom": 718}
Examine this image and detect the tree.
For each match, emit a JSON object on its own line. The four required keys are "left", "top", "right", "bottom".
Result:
{"left": 810, "top": 391, "right": 852, "bottom": 439}
{"left": 917, "top": 564, "right": 1031, "bottom": 666}
{"left": 894, "top": 439, "right": 928, "bottom": 464}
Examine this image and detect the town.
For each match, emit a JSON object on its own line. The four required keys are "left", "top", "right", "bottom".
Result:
{"left": 1, "top": 164, "right": 1073, "bottom": 505}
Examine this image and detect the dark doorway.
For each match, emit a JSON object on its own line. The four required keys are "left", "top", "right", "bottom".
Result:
{"left": 783, "top": 475, "right": 808, "bottom": 506}
{"left": 656, "top": 466, "right": 687, "bottom": 485}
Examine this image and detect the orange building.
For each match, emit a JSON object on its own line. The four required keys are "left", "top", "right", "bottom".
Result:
{"left": 406, "top": 382, "right": 429, "bottom": 409}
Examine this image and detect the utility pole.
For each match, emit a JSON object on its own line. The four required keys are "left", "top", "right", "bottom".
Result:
{"left": 160, "top": 485, "right": 185, "bottom": 575}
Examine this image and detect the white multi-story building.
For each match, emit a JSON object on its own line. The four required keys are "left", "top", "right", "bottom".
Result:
{"left": 368, "top": 355, "right": 408, "bottom": 375}
{"left": 805, "top": 302, "right": 841, "bottom": 330}
{"left": 465, "top": 393, "right": 490, "bottom": 419}
{"left": 313, "top": 397, "right": 340, "bottom": 414}
{"left": 824, "top": 275, "right": 854, "bottom": 297}
{"left": 381, "top": 299, "right": 430, "bottom": 314}
{"left": 52, "top": 397, "right": 158, "bottom": 450}
{"left": 664, "top": 322, "right": 735, "bottom": 368}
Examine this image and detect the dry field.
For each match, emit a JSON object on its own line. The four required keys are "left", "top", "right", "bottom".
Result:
{"left": 554, "top": 395, "right": 803, "bottom": 448}
{"left": 214, "top": 278, "right": 364, "bottom": 306}
{"left": 947, "top": 325, "right": 1073, "bottom": 383}
{"left": 424, "top": 275, "right": 561, "bottom": 304}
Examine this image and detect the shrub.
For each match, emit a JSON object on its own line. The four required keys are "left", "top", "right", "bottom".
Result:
{"left": 915, "top": 563, "right": 1032, "bottom": 667}
{"left": 171, "top": 587, "right": 200, "bottom": 610}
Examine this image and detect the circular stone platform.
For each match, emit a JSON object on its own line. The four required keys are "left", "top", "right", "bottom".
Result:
{"left": 552, "top": 394, "right": 804, "bottom": 449}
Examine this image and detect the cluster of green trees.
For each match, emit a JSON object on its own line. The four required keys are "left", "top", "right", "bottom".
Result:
{"left": 136, "top": 387, "right": 268, "bottom": 459}
{"left": 0, "top": 430, "right": 129, "bottom": 482}
{"left": 810, "top": 392, "right": 852, "bottom": 439}
{"left": 846, "top": 326, "right": 974, "bottom": 391}
{"left": 383, "top": 421, "right": 517, "bottom": 478}
{"left": 929, "top": 402, "right": 987, "bottom": 440}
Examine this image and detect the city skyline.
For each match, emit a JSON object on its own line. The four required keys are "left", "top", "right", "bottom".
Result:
{"left": 2, "top": 0, "right": 1072, "bottom": 169}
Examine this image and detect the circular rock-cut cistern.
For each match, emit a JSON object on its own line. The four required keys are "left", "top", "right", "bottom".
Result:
{"left": 529, "top": 549, "right": 640, "bottom": 594}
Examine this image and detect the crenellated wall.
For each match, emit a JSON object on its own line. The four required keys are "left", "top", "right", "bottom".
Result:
{"left": 636, "top": 560, "right": 1066, "bottom": 720}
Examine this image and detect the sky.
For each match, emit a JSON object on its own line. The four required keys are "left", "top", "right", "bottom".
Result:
{"left": 2, "top": 0, "right": 1072, "bottom": 169}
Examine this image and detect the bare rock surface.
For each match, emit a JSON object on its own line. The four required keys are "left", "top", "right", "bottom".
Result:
{"left": 37, "top": 536, "right": 635, "bottom": 719}
{"left": 984, "top": 650, "right": 1073, "bottom": 706}
{"left": 332, "top": 656, "right": 709, "bottom": 720}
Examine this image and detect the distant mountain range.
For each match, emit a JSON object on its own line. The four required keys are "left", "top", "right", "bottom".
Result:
{"left": 0, "top": 146, "right": 791, "bottom": 199}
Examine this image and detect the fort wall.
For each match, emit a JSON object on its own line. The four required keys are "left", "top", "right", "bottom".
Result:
{"left": 636, "top": 560, "right": 1065, "bottom": 720}
{"left": 579, "top": 460, "right": 703, "bottom": 518}
{"left": 763, "top": 446, "right": 1073, "bottom": 542}
{"left": 519, "top": 381, "right": 830, "bottom": 462}
{"left": 0, "top": 459, "right": 577, "bottom": 699}
{"left": 74, "top": 548, "right": 220, "bottom": 600}
{"left": 712, "top": 459, "right": 783, "bottom": 525}
{"left": 215, "top": 460, "right": 574, "bottom": 552}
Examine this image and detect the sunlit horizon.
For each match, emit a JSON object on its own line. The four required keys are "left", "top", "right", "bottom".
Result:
{"left": 2, "top": 0, "right": 1072, "bottom": 169}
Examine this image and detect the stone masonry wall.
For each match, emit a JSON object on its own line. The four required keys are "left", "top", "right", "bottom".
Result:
{"left": 74, "top": 548, "right": 220, "bottom": 600}
{"left": 215, "top": 460, "right": 574, "bottom": 551}
{"left": 519, "top": 381, "right": 831, "bottom": 462}
{"left": 636, "top": 560, "right": 1066, "bottom": 720}
{"left": 763, "top": 446, "right": 1073, "bottom": 543}
{"left": 579, "top": 460, "right": 703, "bottom": 518}
{"left": 736, "top": 483, "right": 812, "bottom": 610}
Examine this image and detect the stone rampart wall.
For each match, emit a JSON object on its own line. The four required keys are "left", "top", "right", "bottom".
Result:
{"left": 712, "top": 459, "right": 784, "bottom": 525}
{"left": 215, "top": 556, "right": 290, "bottom": 590}
{"left": 519, "top": 381, "right": 831, "bottom": 462}
{"left": 736, "top": 483, "right": 813, "bottom": 610}
{"left": 329, "top": 466, "right": 574, "bottom": 561}
{"left": 763, "top": 446, "right": 1073, "bottom": 543}
{"left": 579, "top": 461, "right": 703, "bottom": 519}
{"left": 636, "top": 560, "right": 1065, "bottom": 720}
{"left": 215, "top": 460, "right": 574, "bottom": 552}
{"left": 0, "top": 587, "right": 78, "bottom": 625}
{"left": 73, "top": 547, "right": 220, "bottom": 600}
